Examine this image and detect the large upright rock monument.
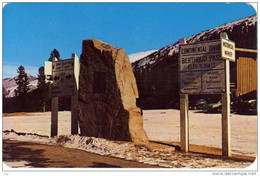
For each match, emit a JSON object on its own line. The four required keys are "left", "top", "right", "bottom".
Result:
{"left": 78, "top": 39, "right": 148, "bottom": 144}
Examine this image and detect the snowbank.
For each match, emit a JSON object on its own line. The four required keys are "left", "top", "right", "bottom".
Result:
{"left": 3, "top": 130, "right": 252, "bottom": 169}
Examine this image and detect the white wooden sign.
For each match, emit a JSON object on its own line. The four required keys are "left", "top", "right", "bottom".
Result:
{"left": 179, "top": 40, "right": 226, "bottom": 94}
{"left": 221, "top": 38, "right": 235, "bottom": 62}
{"left": 44, "top": 61, "right": 52, "bottom": 76}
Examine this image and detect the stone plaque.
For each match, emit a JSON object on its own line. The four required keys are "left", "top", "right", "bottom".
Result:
{"left": 93, "top": 72, "right": 106, "bottom": 93}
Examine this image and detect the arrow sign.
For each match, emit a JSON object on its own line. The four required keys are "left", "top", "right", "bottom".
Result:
{"left": 54, "top": 76, "right": 60, "bottom": 81}
{"left": 66, "top": 74, "right": 72, "bottom": 80}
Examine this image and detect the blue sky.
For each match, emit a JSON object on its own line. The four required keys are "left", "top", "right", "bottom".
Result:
{"left": 3, "top": 2, "right": 256, "bottom": 78}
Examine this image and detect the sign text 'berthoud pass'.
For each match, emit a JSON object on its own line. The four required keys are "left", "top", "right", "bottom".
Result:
{"left": 179, "top": 40, "right": 226, "bottom": 94}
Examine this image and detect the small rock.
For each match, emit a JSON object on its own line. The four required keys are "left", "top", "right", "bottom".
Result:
{"left": 85, "top": 138, "right": 93, "bottom": 145}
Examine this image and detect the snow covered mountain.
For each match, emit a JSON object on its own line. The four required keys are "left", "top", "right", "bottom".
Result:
{"left": 3, "top": 74, "right": 38, "bottom": 98}
{"left": 132, "top": 15, "right": 257, "bottom": 70}
{"left": 128, "top": 50, "right": 157, "bottom": 63}
{"left": 132, "top": 15, "right": 257, "bottom": 108}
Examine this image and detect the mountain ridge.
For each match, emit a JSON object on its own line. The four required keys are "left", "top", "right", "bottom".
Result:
{"left": 3, "top": 74, "right": 38, "bottom": 98}
{"left": 131, "top": 14, "right": 257, "bottom": 108}
{"left": 132, "top": 15, "right": 257, "bottom": 70}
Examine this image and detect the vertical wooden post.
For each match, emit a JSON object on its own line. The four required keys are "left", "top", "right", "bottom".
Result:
{"left": 71, "top": 95, "right": 78, "bottom": 135}
{"left": 71, "top": 54, "right": 80, "bottom": 135}
{"left": 51, "top": 96, "right": 58, "bottom": 137}
{"left": 180, "top": 94, "right": 189, "bottom": 152}
{"left": 221, "top": 32, "right": 231, "bottom": 157}
{"left": 179, "top": 38, "right": 189, "bottom": 152}
{"left": 222, "top": 59, "right": 231, "bottom": 157}
{"left": 51, "top": 57, "right": 58, "bottom": 137}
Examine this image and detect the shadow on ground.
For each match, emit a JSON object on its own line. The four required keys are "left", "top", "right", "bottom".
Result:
{"left": 3, "top": 140, "right": 161, "bottom": 168}
{"left": 3, "top": 141, "right": 56, "bottom": 167}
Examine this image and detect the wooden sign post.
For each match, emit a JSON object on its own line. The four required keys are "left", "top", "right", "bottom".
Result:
{"left": 51, "top": 96, "right": 59, "bottom": 137}
{"left": 45, "top": 54, "right": 80, "bottom": 137}
{"left": 220, "top": 32, "right": 233, "bottom": 157}
{"left": 178, "top": 32, "right": 235, "bottom": 156}
{"left": 50, "top": 57, "right": 59, "bottom": 137}
{"left": 180, "top": 94, "right": 189, "bottom": 152}
{"left": 179, "top": 38, "right": 189, "bottom": 152}
{"left": 71, "top": 53, "right": 80, "bottom": 135}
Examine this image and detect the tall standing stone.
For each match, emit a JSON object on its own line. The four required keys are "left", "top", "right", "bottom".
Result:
{"left": 78, "top": 39, "right": 148, "bottom": 144}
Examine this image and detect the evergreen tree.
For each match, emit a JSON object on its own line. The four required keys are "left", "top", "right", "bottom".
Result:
{"left": 37, "top": 66, "right": 45, "bottom": 89}
{"left": 37, "top": 66, "right": 48, "bottom": 112}
{"left": 15, "top": 66, "right": 30, "bottom": 111}
{"left": 15, "top": 66, "right": 29, "bottom": 97}
{"left": 48, "top": 49, "right": 60, "bottom": 61}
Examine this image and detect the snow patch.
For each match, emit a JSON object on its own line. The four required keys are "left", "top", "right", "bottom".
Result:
{"left": 3, "top": 130, "right": 252, "bottom": 168}
{"left": 128, "top": 50, "right": 157, "bottom": 63}
{"left": 4, "top": 161, "right": 33, "bottom": 168}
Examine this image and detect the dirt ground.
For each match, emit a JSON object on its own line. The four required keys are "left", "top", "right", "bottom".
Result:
{"left": 3, "top": 140, "right": 161, "bottom": 168}
{"left": 142, "top": 109, "right": 257, "bottom": 157}
{"left": 3, "top": 109, "right": 257, "bottom": 158}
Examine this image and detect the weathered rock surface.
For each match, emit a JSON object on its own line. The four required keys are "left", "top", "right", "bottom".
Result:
{"left": 78, "top": 39, "right": 148, "bottom": 144}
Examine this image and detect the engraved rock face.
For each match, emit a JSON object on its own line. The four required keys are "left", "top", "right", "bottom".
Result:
{"left": 78, "top": 39, "right": 148, "bottom": 144}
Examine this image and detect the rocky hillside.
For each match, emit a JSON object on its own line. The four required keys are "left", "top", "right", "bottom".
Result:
{"left": 3, "top": 74, "right": 38, "bottom": 98}
{"left": 132, "top": 15, "right": 257, "bottom": 108}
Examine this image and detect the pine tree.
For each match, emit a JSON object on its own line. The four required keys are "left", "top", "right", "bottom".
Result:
{"left": 15, "top": 66, "right": 29, "bottom": 97}
{"left": 15, "top": 66, "right": 30, "bottom": 111}
{"left": 48, "top": 49, "right": 60, "bottom": 61}
{"left": 37, "top": 66, "right": 45, "bottom": 89}
{"left": 37, "top": 66, "right": 48, "bottom": 112}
